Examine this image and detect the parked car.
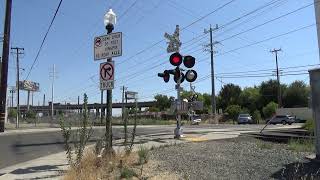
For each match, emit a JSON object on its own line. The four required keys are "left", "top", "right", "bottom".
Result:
{"left": 237, "top": 114, "right": 253, "bottom": 124}
{"left": 189, "top": 111, "right": 201, "bottom": 125}
{"left": 294, "top": 116, "right": 306, "bottom": 123}
{"left": 266, "top": 115, "right": 295, "bottom": 125}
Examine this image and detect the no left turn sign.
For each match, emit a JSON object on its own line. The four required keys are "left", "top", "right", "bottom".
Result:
{"left": 100, "top": 61, "right": 114, "bottom": 81}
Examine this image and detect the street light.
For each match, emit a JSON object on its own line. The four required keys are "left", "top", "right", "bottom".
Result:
{"left": 103, "top": 8, "right": 117, "bottom": 151}
{"left": 104, "top": 9, "right": 116, "bottom": 34}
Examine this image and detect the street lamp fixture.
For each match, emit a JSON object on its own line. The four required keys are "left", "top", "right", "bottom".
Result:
{"left": 104, "top": 9, "right": 116, "bottom": 34}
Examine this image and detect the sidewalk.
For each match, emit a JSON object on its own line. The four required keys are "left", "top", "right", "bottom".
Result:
{"left": 0, "top": 124, "right": 302, "bottom": 180}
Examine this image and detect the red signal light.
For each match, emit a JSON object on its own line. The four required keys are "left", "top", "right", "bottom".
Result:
{"left": 169, "top": 52, "right": 182, "bottom": 66}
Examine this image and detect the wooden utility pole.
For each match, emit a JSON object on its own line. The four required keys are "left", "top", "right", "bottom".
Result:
{"left": 0, "top": 0, "right": 12, "bottom": 132}
{"left": 11, "top": 47, "right": 24, "bottom": 128}
{"left": 270, "top": 48, "right": 282, "bottom": 107}
{"left": 204, "top": 24, "right": 219, "bottom": 122}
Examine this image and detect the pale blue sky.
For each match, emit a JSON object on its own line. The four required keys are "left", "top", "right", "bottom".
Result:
{"left": 1, "top": 0, "right": 319, "bottom": 107}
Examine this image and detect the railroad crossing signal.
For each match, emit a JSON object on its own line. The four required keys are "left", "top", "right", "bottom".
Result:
{"left": 158, "top": 52, "right": 197, "bottom": 83}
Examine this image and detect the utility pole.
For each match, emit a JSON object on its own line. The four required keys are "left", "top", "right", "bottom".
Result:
{"left": 31, "top": 92, "right": 34, "bottom": 107}
{"left": 49, "top": 64, "right": 56, "bottom": 120}
{"left": 204, "top": 24, "right": 219, "bottom": 122}
{"left": 10, "top": 87, "right": 14, "bottom": 107}
{"left": 270, "top": 48, "right": 282, "bottom": 107}
{"left": 27, "top": 91, "right": 30, "bottom": 110}
{"left": 43, "top": 94, "right": 45, "bottom": 106}
{"left": 11, "top": 47, "right": 24, "bottom": 128}
{"left": 78, "top": 95, "right": 80, "bottom": 114}
{"left": 0, "top": 0, "right": 12, "bottom": 132}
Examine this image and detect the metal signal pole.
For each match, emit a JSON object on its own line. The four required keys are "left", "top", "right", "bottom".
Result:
{"left": 270, "top": 48, "right": 282, "bottom": 107}
{"left": 0, "top": 0, "right": 12, "bottom": 132}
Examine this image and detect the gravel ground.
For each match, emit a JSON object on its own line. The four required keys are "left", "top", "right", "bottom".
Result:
{"left": 149, "top": 137, "right": 320, "bottom": 180}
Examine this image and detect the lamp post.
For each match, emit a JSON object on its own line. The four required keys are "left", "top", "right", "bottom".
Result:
{"left": 104, "top": 9, "right": 116, "bottom": 151}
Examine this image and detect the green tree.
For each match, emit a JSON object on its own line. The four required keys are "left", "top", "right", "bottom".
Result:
{"left": 239, "top": 87, "right": 261, "bottom": 113}
{"left": 8, "top": 109, "right": 17, "bottom": 118}
{"left": 154, "top": 94, "right": 173, "bottom": 111}
{"left": 263, "top": 102, "right": 278, "bottom": 118}
{"left": 218, "top": 84, "right": 242, "bottom": 110}
{"left": 225, "top": 105, "right": 241, "bottom": 123}
{"left": 26, "top": 110, "right": 36, "bottom": 119}
{"left": 252, "top": 110, "right": 262, "bottom": 124}
{"left": 259, "top": 79, "right": 286, "bottom": 107}
{"left": 283, "top": 80, "right": 309, "bottom": 108}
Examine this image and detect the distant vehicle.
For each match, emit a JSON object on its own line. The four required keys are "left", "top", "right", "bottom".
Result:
{"left": 266, "top": 115, "right": 295, "bottom": 125}
{"left": 294, "top": 116, "right": 306, "bottom": 123}
{"left": 237, "top": 114, "right": 253, "bottom": 124}
{"left": 189, "top": 111, "right": 201, "bottom": 125}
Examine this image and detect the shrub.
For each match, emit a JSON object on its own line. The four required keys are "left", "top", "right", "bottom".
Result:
{"left": 26, "top": 110, "right": 36, "bottom": 119}
{"left": 252, "top": 110, "right": 262, "bottom": 124}
{"left": 137, "top": 146, "right": 149, "bottom": 165}
{"left": 288, "top": 138, "right": 314, "bottom": 152}
{"left": 302, "top": 119, "right": 315, "bottom": 135}
{"left": 8, "top": 109, "right": 17, "bottom": 118}
{"left": 59, "top": 93, "right": 93, "bottom": 167}
{"left": 120, "top": 167, "right": 136, "bottom": 178}
{"left": 225, "top": 105, "right": 241, "bottom": 120}
{"left": 262, "top": 102, "right": 278, "bottom": 118}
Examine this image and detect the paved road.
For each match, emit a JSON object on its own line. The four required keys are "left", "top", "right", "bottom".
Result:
{"left": 0, "top": 126, "right": 175, "bottom": 169}
{"left": 0, "top": 124, "right": 299, "bottom": 169}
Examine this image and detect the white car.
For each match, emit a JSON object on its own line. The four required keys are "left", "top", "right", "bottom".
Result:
{"left": 191, "top": 115, "right": 201, "bottom": 125}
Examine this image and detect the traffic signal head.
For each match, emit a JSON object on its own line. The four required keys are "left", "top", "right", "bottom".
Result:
{"left": 158, "top": 70, "right": 170, "bottom": 83}
{"left": 185, "top": 70, "right": 197, "bottom": 82}
{"left": 183, "top": 55, "right": 195, "bottom": 68}
{"left": 169, "top": 52, "right": 182, "bottom": 66}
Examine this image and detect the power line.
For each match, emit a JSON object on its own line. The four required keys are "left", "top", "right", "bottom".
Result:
{"left": 119, "top": 0, "right": 306, "bottom": 80}
{"left": 24, "top": 0, "right": 63, "bottom": 80}
{"left": 214, "top": 23, "right": 316, "bottom": 60}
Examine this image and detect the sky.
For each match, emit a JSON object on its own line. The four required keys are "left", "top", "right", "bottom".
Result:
{"left": 0, "top": 0, "right": 319, "bottom": 111}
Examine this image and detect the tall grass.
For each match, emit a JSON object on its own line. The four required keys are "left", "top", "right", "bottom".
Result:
{"left": 288, "top": 138, "right": 315, "bottom": 152}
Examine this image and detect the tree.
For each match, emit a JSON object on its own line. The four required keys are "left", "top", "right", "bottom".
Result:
{"left": 218, "top": 84, "right": 242, "bottom": 110}
{"left": 283, "top": 80, "right": 309, "bottom": 108}
{"left": 239, "top": 87, "right": 261, "bottom": 113}
{"left": 263, "top": 102, "right": 278, "bottom": 118}
{"left": 259, "top": 79, "right": 286, "bottom": 107}
{"left": 225, "top": 105, "right": 241, "bottom": 123}
{"left": 154, "top": 94, "right": 173, "bottom": 111}
{"left": 252, "top": 110, "right": 262, "bottom": 124}
{"left": 8, "top": 109, "right": 17, "bottom": 118}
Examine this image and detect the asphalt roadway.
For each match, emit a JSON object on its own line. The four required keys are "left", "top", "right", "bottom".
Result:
{"left": 0, "top": 124, "right": 296, "bottom": 169}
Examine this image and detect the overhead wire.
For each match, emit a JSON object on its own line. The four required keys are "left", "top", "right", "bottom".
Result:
{"left": 24, "top": 0, "right": 63, "bottom": 80}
